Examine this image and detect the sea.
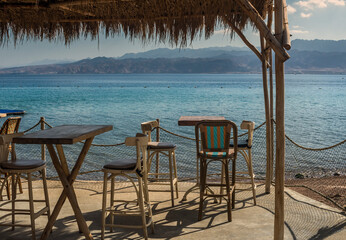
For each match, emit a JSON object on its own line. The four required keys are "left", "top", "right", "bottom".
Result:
{"left": 0, "top": 74, "right": 345, "bottom": 179}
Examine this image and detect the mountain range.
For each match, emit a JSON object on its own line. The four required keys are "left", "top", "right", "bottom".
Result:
{"left": 1, "top": 39, "right": 345, "bottom": 74}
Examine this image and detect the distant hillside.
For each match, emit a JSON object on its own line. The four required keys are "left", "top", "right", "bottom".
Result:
{"left": 292, "top": 39, "right": 346, "bottom": 52}
{"left": 119, "top": 46, "right": 251, "bottom": 59}
{"left": 0, "top": 39, "right": 345, "bottom": 74}
{"left": 0, "top": 56, "right": 259, "bottom": 74}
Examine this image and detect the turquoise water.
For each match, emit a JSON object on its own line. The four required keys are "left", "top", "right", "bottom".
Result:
{"left": 0, "top": 74, "right": 345, "bottom": 179}
{"left": 1, "top": 74, "right": 345, "bottom": 146}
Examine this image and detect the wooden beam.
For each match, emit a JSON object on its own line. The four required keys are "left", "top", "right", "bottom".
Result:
{"left": 228, "top": 21, "right": 264, "bottom": 63}
{"left": 274, "top": 0, "right": 285, "bottom": 239}
{"left": 235, "top": 0, "right": 290, "bottom": 61}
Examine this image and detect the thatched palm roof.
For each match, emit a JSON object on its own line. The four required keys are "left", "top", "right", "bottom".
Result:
{"left": 0, "top": 0, "right": 270, "bottom": 46}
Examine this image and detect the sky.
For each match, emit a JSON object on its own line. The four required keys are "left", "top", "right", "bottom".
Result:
{"left": 0, "top": 0, "right": 345, "bottom": 68}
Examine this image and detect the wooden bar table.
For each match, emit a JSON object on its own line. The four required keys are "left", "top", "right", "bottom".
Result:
{"left": 178, "top": 116, "right": 225, "bottom": 201}
{"left": 13, "top": 125, "right": 113, "bottom": 240}
{"left": 178, "top": 116, "right": 226, "bottom": 126}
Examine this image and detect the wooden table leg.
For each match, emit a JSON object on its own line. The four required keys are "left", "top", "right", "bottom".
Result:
{"left": 40, "top": 138, "right": 94, "bottom": 240}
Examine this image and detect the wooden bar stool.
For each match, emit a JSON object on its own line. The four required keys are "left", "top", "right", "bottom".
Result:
{"left": 195, "top": 120, "right": 237, "bottom": 222}
{"left": 0, "top": 133, "right": 50, "bottom": 240}
{"left": 230, "top": 120, "right": 257, "bottom": 205}
{"left": 0, "top": 117, "right": 22, "bottom": 200}
{"left": 141, "top": 119, "right": 178, "bottom": 207}
{"left": 101, "top": 133, "right": 154, "bottom": 240}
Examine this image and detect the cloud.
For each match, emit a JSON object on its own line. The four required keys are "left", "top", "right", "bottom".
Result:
{"left": 291, "top": 29, "right": 310, "bottom": 34}
{"left": 287, "top": 5, "right": 297, "bottom": 14}
{"left": 301, "top": 12, "right": 312, "bottom": 18}
{"left": 295, "top": 0, "right": 345, "bottom": 10}
{"left": 328, "top": 0, "right": 346, "bottom": 6}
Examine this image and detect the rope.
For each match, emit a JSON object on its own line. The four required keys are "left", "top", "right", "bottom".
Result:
{"left": 23, "top": 121, "right": 41, "bottom": 133}
{"left": 285, "top": 136, "right": 346, "bottom": 151}
{"left": 24, "top": 119, "right": 344, "bottom": 151}
{"left": 90, "top": 142, "right": 125, "bottom": 147}
{"left": 271, "top": 119, "right": 346, "bottom": 151}
{"left": 158, "top": 127, "right": 195, "bottom": 141}
{"left": 42, "top": 120, "right": 53, "bottom": 128}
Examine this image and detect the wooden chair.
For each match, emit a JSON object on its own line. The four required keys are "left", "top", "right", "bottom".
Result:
{"left": 230, "top": 120, "right": 256, "bottom": 205}
{"left": 0, "top": 117, "right": 22, "bottom": 200}
{"left": 195, "top": 120, "right": 237, "bottom": 222}
{"left": 0, "top": 117, "right": 21, "bottom": 135}
{"left": 0, "top": 133, "right": 50, "bottom": 240}
{"left": 101, "top": 133, "right": 154, "bottom": 240}
{"left": 141, "top": 120, "right": 178, "bottom": 207}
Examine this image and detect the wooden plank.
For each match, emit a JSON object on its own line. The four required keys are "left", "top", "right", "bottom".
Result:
{"left": 178, "top": 116, "right": 226, "bottom": 126}
{"left": 13, "top": 125, "right": 112, "bottom": 144}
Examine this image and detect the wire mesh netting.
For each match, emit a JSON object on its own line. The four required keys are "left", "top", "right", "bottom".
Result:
{"left": 15, "top": 118, "right": 345, "bottom": 211}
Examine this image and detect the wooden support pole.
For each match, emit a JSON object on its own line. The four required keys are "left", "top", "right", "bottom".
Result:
{"left": 260, "top": 35, "right": 272, "bottom": 195}
{"left": 156, "top": 118, "right": 160, "bottom": 176}
{"left": 235, "top": 0, "right": 290, "bottom": 61}
{"left": 266, "top": 0, "right": 274, "bottom": 194}
{"left": 40, "top": 117, "right": 46, "bottom": 161}
{"left": 274, "top": 0, "right": 285, "bottom": 239}
{"left": 269, "top": 50, "right": 275, "bottom": 190}
{"left": 282, "top": 0, "right": 291, "bottom": 50}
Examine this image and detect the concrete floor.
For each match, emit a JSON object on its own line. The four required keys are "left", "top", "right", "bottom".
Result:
{"left": 0, "top": 180, "right": 345, "bottom": 240}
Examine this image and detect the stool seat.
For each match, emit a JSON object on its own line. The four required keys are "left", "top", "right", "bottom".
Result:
{"left": 0, "top": 159, "right": 45, "bottom": 170}
{"left": 148, "top": 142, "right": 176, "bottom": 149}
{"left": 103, "top": 158, "right": 137, "bottom": 170}
{"left": 230, "top": 139, "right": 250, "bottom": 148}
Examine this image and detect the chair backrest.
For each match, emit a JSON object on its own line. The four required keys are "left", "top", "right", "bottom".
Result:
{"left": 125, "top": 133, "right": 148, "bottom": 172}
{"left": 141, "top": 120, "right": 159, "bottom": 142}
{"left": 0, "top": 117, "right": 21, "bottom": 135}
{"left": 240, "top": 120, "right": 255, "bottom": 147}
{"left": 0, "top": 132, "right": 24, "bottom": 163}
{"left": 195, "top": 120, "right": 237, "bottom": 158}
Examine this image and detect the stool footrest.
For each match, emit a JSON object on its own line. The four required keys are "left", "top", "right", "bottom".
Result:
{"left": 105, "top": 218, "right": 153, "bottom": 229}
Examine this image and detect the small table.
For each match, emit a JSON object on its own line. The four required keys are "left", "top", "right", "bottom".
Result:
{"left": 178, "top": 116, "right": 226, "bottom": 126}
{"left": 178, "top": 116, "right": 225, "bottom": 201}
{"left": 13, "top": 125, "right": 113, "bottom": 240}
